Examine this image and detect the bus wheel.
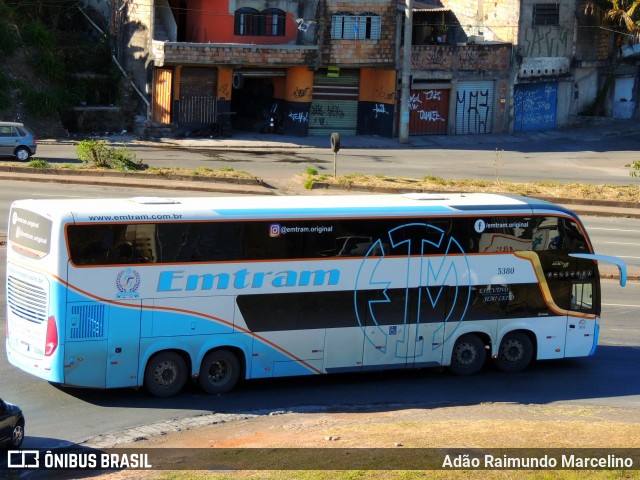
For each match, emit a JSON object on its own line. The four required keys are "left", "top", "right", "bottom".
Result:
{"left": 495, "top": 332, "right": 533, "bottom": 373}
{"left": 199, "top": 349, "right": 241, "bottom": 394}
{"left": 144, "top": 352, "right": 187, "bottom": 397}
{"left": 449, "top": 334, "right": 486, "bottom": 376}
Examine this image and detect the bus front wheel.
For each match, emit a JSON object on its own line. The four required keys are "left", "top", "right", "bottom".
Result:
{"left": 494, "top": 331, "right": 533, "bottom": 373}
{"left": 449, "top": 334, "right": 486, "bottom": 376}
{"left": 144, "top": 351, "right": 187, "bottom": 397}
{"left": 199, "top": 349, "right": 241, "bottom": 394}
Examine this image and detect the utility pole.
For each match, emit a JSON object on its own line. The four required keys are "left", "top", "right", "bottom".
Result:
{"left": 398, "top": 0, "right": 413, "bottom": 144}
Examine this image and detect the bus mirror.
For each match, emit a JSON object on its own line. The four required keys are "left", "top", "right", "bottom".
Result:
{"left": 569, "top": 253, "right": 627, "bottom": 287}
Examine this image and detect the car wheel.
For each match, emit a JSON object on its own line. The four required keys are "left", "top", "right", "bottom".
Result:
{"left": 14, "top": 147, "right": 31, "bottom": 161}
{"left": 199, "top": 349, "right": 241, "bottom": 394}
{"left": 144, "top": 351, "right": 187, "bottom": 397}
{"left": 449, "top": 334, "right": 487, "bottom": 376}
{"left": 9, "top": 420, "right": 25, "bottom": 449}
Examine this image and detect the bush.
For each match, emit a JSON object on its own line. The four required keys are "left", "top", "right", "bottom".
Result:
{"left": 29, "top": 49, "right": 65, "bottom": 81}
{"left": 111, "top": 145, "right": 143, "bottom": 171}
{"left": 28, "top": 158, "right": 50, "bottom": 169}
{"left": 76, "top": 138, "right": 111, "bottom": 167}
{"left": 76, "top": 139, "right": 144, "bottom": 171}
{"left": 20, "top": 86, "right": 75, "bottom": 118}
{"left": 21, "top": 19, "right": 54, "bottom": 48}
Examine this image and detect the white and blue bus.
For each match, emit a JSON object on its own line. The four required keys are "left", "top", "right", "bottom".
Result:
{"left": 5, "top": 193, "right": 626, "bottom": 397}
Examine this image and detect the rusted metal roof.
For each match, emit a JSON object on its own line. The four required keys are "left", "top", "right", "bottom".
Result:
{"left": 412, "top": 1, "right": 450, "bottom": 12}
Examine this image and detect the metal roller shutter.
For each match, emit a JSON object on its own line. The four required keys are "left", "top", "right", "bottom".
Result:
{"left": 409, "top": 88, "right": 450, "bottom": 135}
{"left": 309, "top": 69, "right": 359, "bottom": 136}
{"left": 454, "top": 81, "right": 495, "bottom": 135}
{"left": 179, "top": 67, "right": 218, "bottom": 125}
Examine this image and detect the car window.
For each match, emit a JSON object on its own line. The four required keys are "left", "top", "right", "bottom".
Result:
{"left": 0, "top": 126, "right": 12, "bottom": 137}
{"left": 16, "top": 127, "right": 26, "bottom": 136}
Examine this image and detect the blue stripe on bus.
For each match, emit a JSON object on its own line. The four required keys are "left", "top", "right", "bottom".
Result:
{"left": 212, "top": 206, "right": 454, "bottom": 216}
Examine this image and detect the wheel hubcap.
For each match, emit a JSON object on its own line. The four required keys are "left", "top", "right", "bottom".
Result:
{"left": 154, "top": 361, "right": 177, "bottom": 386}
{"left": 455, "top": 343, "right": 476, "bottom": 366}
{"left": 13, "top": 425, "right": 23, "bottom": 445}
{"left": 502, "top": 339, "right": 523, "bottom": 363}
{"left": 208, "top": 360, "right": 229, "bottom": 384}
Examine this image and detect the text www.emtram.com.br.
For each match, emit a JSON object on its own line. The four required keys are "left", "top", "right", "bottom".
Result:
{"left": 88, "top": 214, "right": 183, "bottom": 221}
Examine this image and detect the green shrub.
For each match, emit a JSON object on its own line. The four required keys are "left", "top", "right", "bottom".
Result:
{"left": 76, "top": 139, "right": 144, "bottom": 171}
{"left": 76, "top": 139, "right": 112, "bottom": 167}
{"left": 29, "top": 49, "right": 65, "bottom": 81}
{"left": 111, "top": 145, "right": 144, "bottom": 171}
{"left": 629, "top": 160, "right": 640, "bottom": 180}
{"left": 21, "top": 89, "right": 59, "bottom": 117}
{"left": 22, "top": 19, "right": 54, "bottom": 48}
{"left": 28, "top": 158, "right": 50, "bottom": 169}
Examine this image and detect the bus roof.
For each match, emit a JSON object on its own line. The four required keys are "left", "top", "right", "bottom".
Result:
{"left": 11, "top": 193, "right": 577, "bottom": 222}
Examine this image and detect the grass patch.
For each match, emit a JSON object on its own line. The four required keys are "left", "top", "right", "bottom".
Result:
{"left": 27, "top": 158, "right": 49, "bottom": 169}
{"left": 303, "top": 172, "right": 640, "bottom": 202}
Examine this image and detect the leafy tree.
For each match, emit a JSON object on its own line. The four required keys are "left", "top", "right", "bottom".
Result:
{"left": 582, "top": 0, "right": 640, "bottom": 114}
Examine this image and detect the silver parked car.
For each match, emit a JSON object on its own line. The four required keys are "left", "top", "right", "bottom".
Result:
{"left": 0, "top": 398, "right": 25, "bottom": 449}
{"left": 0, "top": 121, "right": 37, "bottom": 161}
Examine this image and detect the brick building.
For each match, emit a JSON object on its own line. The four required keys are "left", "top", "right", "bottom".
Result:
{"left": 111, "top": 0, "right": 398, "bottom": 137}
{"left": 106, "top": 0, "right": 637, "bottom": 138}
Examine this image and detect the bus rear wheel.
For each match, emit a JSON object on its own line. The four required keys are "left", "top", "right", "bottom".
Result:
{"left": 199, "top": 349, "right": 241, "bottom": 394}
{"left": 449, "top": 334, "right": 486, "bottom": 376}
{"left": 144, "top": 351, "right": 187, "bottom": 397}
{"left": 495, "top": 331, "right": 533, "bottom": 373}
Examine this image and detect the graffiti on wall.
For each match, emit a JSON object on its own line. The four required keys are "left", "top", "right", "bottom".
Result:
{"left": 219, "top": 82, "right": 230, "bottom": 101}
{"left": 375, "top": 86, "right": 395, "bottom": 101}
{"left": 521, "top": 27, "right": 571, "bottom": 58}
{"left": 293, "top": 86, "right": 312, "bottom": 100}
{"left": 411, "top": 45, "right": 510, "bottom": 70}
{"left": 455, "top": 88, "right": 492, "bottom": 134}
{"left": 410, "top": 90, "right": 446, "bottom": 123}
{"left": 310, "top": 103, "right": 346, "bottom": 127}
{"left": 288, "top": 111, "right": 309, "bottom": 123}
{"left": 373, "top": 103, "right": 390, "bottom": 118}
{"left": 412, "top": 48, "right": 449, "bottom": 68}
{"left": 514, "top": 82, "right": 557, "bottom": 132}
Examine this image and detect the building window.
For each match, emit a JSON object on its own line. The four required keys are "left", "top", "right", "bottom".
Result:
{"left": 332, "top": 12, "right": 380, "bottom": 40}
{"left": 533, "top": 3, "right": 559, "bottom": 26}
{"left": 234, "top": 7, "right": 259, "bottom": 35}
{"left": 234, "top": 8, "right": 285, "bottom": 36}
{"left": 262, "top": 8, "right": 286, "bottom": 36}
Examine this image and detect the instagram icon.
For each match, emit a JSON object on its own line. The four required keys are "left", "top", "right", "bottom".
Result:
{"left": 269, "top": 224, "right": 281, "bottom": 237}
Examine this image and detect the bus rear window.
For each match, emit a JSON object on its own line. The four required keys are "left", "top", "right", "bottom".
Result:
{"left": 8, "top": 208, "right": 53, "bottom": 258}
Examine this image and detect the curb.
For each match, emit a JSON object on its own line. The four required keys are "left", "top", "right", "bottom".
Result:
{"left": 0, "top": 164, "right": 265, "bottom": 187}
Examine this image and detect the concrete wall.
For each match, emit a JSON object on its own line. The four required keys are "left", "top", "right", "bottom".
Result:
{"left": 122, "top": 1, "right": 154, "bottom": 112}
{"left": 443, "top": 0, "right": 520, "bottom": 43}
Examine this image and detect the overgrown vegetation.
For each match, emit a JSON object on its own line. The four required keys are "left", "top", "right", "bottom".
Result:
{"left": 629, "top": 159, "right": 640, "bottom": 180}
{"left": 76, "top": 139, "right": 143, "bottom": 171}
{"left": 0, "top": 0, "right": 118, "bottom": 128}
{"left": 27, "top": 158, "right": 50, "bottom": 169}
